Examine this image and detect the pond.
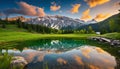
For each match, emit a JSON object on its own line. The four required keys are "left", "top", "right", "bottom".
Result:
{"left": 1, "top": 39, "right": 119, "bottom": 69}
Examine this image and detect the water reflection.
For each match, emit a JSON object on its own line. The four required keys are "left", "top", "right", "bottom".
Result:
{"left": 2, "top": 39, "right": 117, "bottom": 69}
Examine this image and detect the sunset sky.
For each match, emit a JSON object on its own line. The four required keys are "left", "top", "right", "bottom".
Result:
{"left": 0, "top": 0, "right": 120, "bottom": 21}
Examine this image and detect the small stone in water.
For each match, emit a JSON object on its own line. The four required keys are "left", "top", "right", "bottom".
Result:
{"left": 10, "top": 56, "right": 28, "bottom": 69}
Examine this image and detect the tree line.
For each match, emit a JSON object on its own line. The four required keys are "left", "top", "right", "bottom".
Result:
{"left": 0, "top": 18, "right": 97, "bottom": 34}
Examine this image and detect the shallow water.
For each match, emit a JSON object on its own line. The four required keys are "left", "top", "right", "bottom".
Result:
{"left": 2, "top": 39, "right": 118, "bottom": 69}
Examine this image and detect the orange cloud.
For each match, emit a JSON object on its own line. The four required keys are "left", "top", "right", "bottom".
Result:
{"left": 70, "top": 4, "right": 81, "bottom": 14}
{"left": 89, "top": 64, "right": 100, "bottom": 69}
{"left": 37, "top": 8, "right": 46, "bottom": 17}
{"left": 94, "top": 13, "right": 111, "bottom": 21}
{"left": 18, "top": 2, "right": 46, "bottom": 17}
{"left": 80, "top": 9, "right": 92, "bottom": 21}
{"left": 84, "top": 0, "right": 110, "bottom": 7}
{"left": 81, "top": 47, "right": 91, "bottom": 58}
{"left": 4, "top": 2, "right": 46, "bottom": 17}
{"left": 95, "top": 47, "right": 107, "bottom": 54}
{"left": 57, "top": 58, "right": 67, "bottom": 64}
{"left": 24, "top": 52, "right": 39, "bottom": 63}
{"left": 50, "top": 2, "right": 61, "bottom": 11}
{"left": 73, "top": 55, "right": 84, "bottom": 65}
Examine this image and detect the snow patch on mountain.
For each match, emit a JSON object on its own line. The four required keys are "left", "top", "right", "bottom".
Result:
{"left": 26, "top": 15, "right": 97, "bottom": 29}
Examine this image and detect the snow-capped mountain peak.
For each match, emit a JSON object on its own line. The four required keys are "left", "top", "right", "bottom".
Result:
{"left": 26, "top": 15, "right": 97, "bottom": 29}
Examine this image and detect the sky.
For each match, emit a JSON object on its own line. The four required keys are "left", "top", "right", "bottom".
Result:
{"left": 0, "top": 0, "right": 120, "bottom": 21}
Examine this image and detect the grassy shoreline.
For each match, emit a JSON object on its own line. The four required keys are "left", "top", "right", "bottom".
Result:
{"left": 100, "top": 32, "right": 120, "bottom": 40}
{"left": 0, "top": 25, "right": 120, "bottom": 46}
{"left": 0, "top": 25, "right": 96, "bottom": 42}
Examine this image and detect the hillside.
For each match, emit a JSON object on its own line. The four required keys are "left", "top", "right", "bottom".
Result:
{"left": 79, "top": 13, "right": 120, "bottom": 33}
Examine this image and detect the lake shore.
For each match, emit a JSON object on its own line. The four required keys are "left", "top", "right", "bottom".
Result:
{"left": 0, "top": 25, "right": 120, "bottom": 58}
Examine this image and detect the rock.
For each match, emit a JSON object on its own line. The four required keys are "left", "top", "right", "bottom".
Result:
{"left": 118, "top": 50, "right": 120, "bottom": 53}
{"left": 110, "top": 40, "right": 120, "bottom": 46}
{"left": 100, "top": 38, "right": 111, "bottom": 43}
{"left": 90, "top": 37, "right": 111, "bottom": 43}
{"left": 90, "top": 37, "right": 100, "bottom": 41}
{"left": 90, "top": 37, "right": 120, "bottom": 47}
{"left": 10, "top": 56, "right": 28, "bottom": 69}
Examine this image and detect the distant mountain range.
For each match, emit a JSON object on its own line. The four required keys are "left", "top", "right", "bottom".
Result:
{"left": 6, "top": 15, "right": 97, "bottom": 29}
{"left": 26, "top": 15, "right": 97, "bottom": 29}
{"left": 6, "top": 13, "right": 119, "bottom": 32}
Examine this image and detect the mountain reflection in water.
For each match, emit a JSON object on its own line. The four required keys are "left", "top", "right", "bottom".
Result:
{"left": 2, "top": 39, "right": 117, "bottom": 69}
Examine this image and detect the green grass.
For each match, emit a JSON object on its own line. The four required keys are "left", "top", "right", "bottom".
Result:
{"left": 0, "top": 53, "right": 12, "bottom": 69}
{"left": 0, "top": 25, "right": 96, "bottom": 43}
{"left": 100, "top": 32, "right": 120, "bottom": 40}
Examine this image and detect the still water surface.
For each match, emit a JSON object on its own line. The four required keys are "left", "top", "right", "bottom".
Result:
{"left": 2, "top": 39, "right": 117, "bottom": 69}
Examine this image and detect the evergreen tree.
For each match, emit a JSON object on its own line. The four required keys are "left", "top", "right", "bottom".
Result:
{"left": 2, "top": 22, "right": 6, "bottom": 28}
{"left": 27, "top": 24, "right": 32, "bottom": 32}
{"left": 16, "top": 18, "right": 21, "bottom": 28}
{"left": 1, "top": 19, "right": 6, "bottom": 28}
{"left": 79, "top": 29, "right": 86, "bottom": 34}
{"left": 101, "top": 29, "right": 108, "bottom": 34}
{"left": 88, "top": 26, "right": 95, "bottom": 34}
{"left": 109, "top": 19, "right": 115, "bottom": 32}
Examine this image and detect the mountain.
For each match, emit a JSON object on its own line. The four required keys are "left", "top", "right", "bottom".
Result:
{"left": 26, "top": 15, "right": 83, "bottom": 29}
{"left": 79, "top": 13, "right": 120, "bottom": 33}
{"left": 26, "top": 15, "right": 97, "bottom": 30}
{"left": 6, "top": 16, "right": 30, "bottom": 22}
{"left": 86, "top": 19, "right": 97, "bottom": 24}
{"left": 5, "top": 15, "right": 99, "bottom": 30}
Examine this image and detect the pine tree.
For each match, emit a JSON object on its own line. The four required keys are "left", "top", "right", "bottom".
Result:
{"left": 88, "top": 26, "right": 95, "bottom": 34}
{"left": 27, "top": 24, "right": 32, "bottom": 32}
{"left": 2, "top": 22, "right": 6, "bottom": 28}
{"left": 109, "top": 19, "right": 115, "bottom": 32}
{"left": 1, "top": 19, "right": 6, "bottom": 28}
{"left": 16, "top": 18, "right": 21, "bottom": 28}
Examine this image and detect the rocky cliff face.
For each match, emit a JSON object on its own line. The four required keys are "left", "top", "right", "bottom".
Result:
{"left": 26, "top": 15, "right": 85, "bottom": 29}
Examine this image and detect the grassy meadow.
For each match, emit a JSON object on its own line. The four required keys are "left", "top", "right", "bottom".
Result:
{"left": 0, "top": 25, "right": 96, "bottom": 42}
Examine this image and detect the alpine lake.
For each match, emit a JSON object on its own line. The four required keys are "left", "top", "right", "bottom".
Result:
{"left": 1, "top": 38, "right": 120, "bottom": 69}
